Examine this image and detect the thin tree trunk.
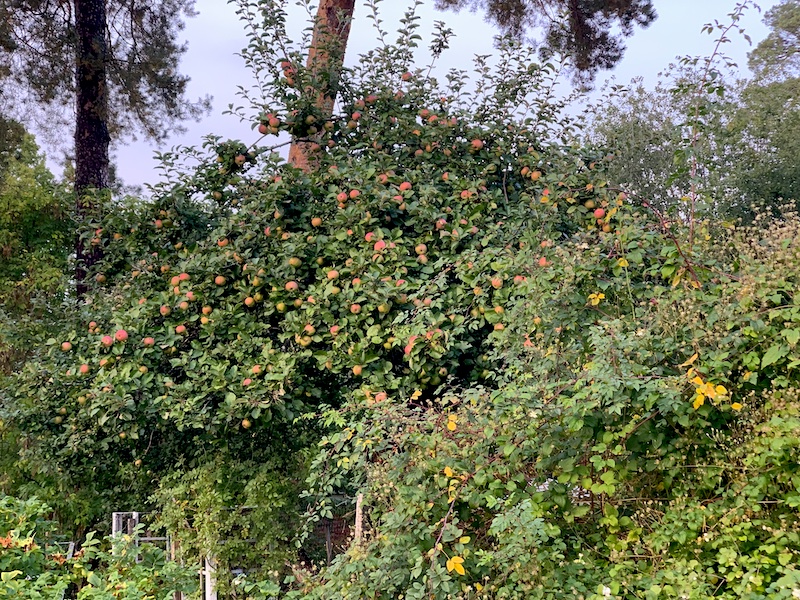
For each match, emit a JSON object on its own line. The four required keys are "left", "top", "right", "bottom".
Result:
{"left": 74, "top": 0, "right": 110, "bottom": 297}
{"left": 288, "top": 0, "right": 355, "bottom": 172}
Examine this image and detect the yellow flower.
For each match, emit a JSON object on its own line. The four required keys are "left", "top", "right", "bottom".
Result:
{"left": 588, "top": 292, "right": 605, "bottom": 306}
{"left": 617, "top": 258, "right": 629, "bottom": 268}
{"left": 731, "top": 402, "right": 743, "bottom": 411}
{"left": 446, "top": 414, "right": 457, "bottom": 431}
{"left": 443, "top": 466, "right": 454, "bottom": 478}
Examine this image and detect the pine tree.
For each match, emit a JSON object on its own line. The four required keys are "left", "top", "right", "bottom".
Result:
{"left": 0, "top": 0, "right": 210, "bottom": 294}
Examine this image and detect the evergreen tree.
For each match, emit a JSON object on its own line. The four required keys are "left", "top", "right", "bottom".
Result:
{"left": 0, "top": 1, "right": 210, "bottom": 294}
{"left": 435, "top": 0, "right": 656, "bottom": 84}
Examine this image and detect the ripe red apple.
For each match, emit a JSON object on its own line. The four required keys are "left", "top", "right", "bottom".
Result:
{"left": 374, "top": 240, "right": 387, "bottom": 251}
{"left": 401, "top": 71, "right": 412, "bottom": 81}
{"left": 114, "top": 329, "right": 128, "bottom": 342}
{"left": 311, "top": 217, "right": 323, "bottom": 227}
{"left": 242, "top": 418, "right": 252, "bottom": 429}
{"left": 60, "top": 341, "right": 72, "bottom": 352}
{"left": 143, "top": 337, "right": 155, "bottom": 347}
{"left": 101, "top": 335, "right": 114, "bottom": 347}
{"left": 471, "top": 139, "right": 484, "bottom": 151}
{"left": 79, "top": 364, "right": 90, "bottom": 375}
{"left": 330, "top": 325, "right": 341, "bottom": 336}
{"left": 327, "top": 270, "right": 339, "bottom": 280}
{"left": 593, "top": 208, "right": 606, "bottom": 219}
{"left": 215, "top": 275, "right": 226, "bottom": 286}
{"left": 491, "top": 277, "right": 503, "bottom": 289}
{"left": 399, "top": 181, "right": 412, "bottom": 191}
{"left": 349, "top": 189, "right": 361, "bottom": 199}
{"left": 244, "top": 296, "right": 255, "bottom": 307}
{"left": 538, "top": 256, "right": 548, "bottom": 267}
{"left": 285, "top": 281, "right": 299, "bottom": 292}
{"left": 258, "top": 123, "right": 269, "bottom": 135}
{"left": 175, "top": 324, "right": 187, "bottom": 334}
{"left": 352, "top": 364, "right": 363, "bottom": 376}
{"left": 242, "top": 378, "right": 252, "bottom": 386}
{"left": 350, "top": 303, "right": 361, "bottom": 314}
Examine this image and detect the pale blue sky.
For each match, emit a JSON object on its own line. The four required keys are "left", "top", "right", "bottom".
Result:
{"left": 109, "top": 0, "right": 777, "bottom": 190}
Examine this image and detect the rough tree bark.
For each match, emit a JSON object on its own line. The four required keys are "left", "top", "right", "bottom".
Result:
{"left": 74, "top": 0, "right": 110, "bottom": 297}
{"left": 287, "top": 0, "right": 356, "bottom": 172}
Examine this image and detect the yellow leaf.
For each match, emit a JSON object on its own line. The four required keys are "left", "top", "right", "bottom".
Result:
{"left": 701, "top": 383, "right": 717, "bottom": 399}
{"left": 715, "top": 385, "right": 728, "bottom": 396}
{"left": 680, "top": 353, "right": 699, "bottom": 367}
{"left": 444, "top": 466, "right": 454, "bottom": 478}
{"left": 691, "top": 376, "right": 705, "bottom": 386}
{"left": 446, "top": 555, "right": 465, "bottom": 575}
{"left": 459, "top": 536, "right": 471, "bottom": 544}
{"left": 693, "top": 395, "right": 705, "bottom": 410}
{"left": 411, "top": 390, "right": 422, "bottom": 400}
{"left": 731, "top": 402, "right": 743, "bottom": 411}
{"left": 446, "top": 420, "right": 456, "bottom": 431}
{"left": 617, "top": 258, "right": 629, "bottom": 268}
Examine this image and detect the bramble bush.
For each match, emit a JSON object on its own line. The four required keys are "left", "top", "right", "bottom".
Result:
{"left": 1, "top": 1, "right": 799, "bottom": 598}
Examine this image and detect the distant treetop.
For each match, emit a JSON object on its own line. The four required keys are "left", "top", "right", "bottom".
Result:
{"left": 435, "top": 0, "right": 656, "bottom": 84}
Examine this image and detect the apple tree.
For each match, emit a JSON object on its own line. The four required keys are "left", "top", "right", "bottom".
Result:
{"left": 1, "top": 0, "right": 622, "bottom": 582}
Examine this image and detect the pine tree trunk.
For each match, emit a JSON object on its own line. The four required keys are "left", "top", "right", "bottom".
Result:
{"left": 74, "top": 0, "right": 110, "bottom": 297}
{"left": 287, "top": 0, "right": 355, "bottom": 172}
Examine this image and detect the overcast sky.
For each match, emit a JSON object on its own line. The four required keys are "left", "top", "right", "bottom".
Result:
{"left": 103, "top": 0, "right": 777, "bottom": 190}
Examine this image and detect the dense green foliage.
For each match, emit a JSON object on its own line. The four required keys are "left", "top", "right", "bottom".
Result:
{"left": 0, "top": 120, "right": 71, "bottom": 374}
{"left": 0, "top": 494, "right": 197, "bottom": 598}
{"left": 1, "top": 1, "right": 800, "bottom": 599}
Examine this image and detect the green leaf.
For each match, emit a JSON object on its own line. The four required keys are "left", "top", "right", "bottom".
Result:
{"left": 761, "top": 344, "right": 788, "bottom": 368}
{"left": 782, "top": 329, "right": 800, "bottom": 346}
